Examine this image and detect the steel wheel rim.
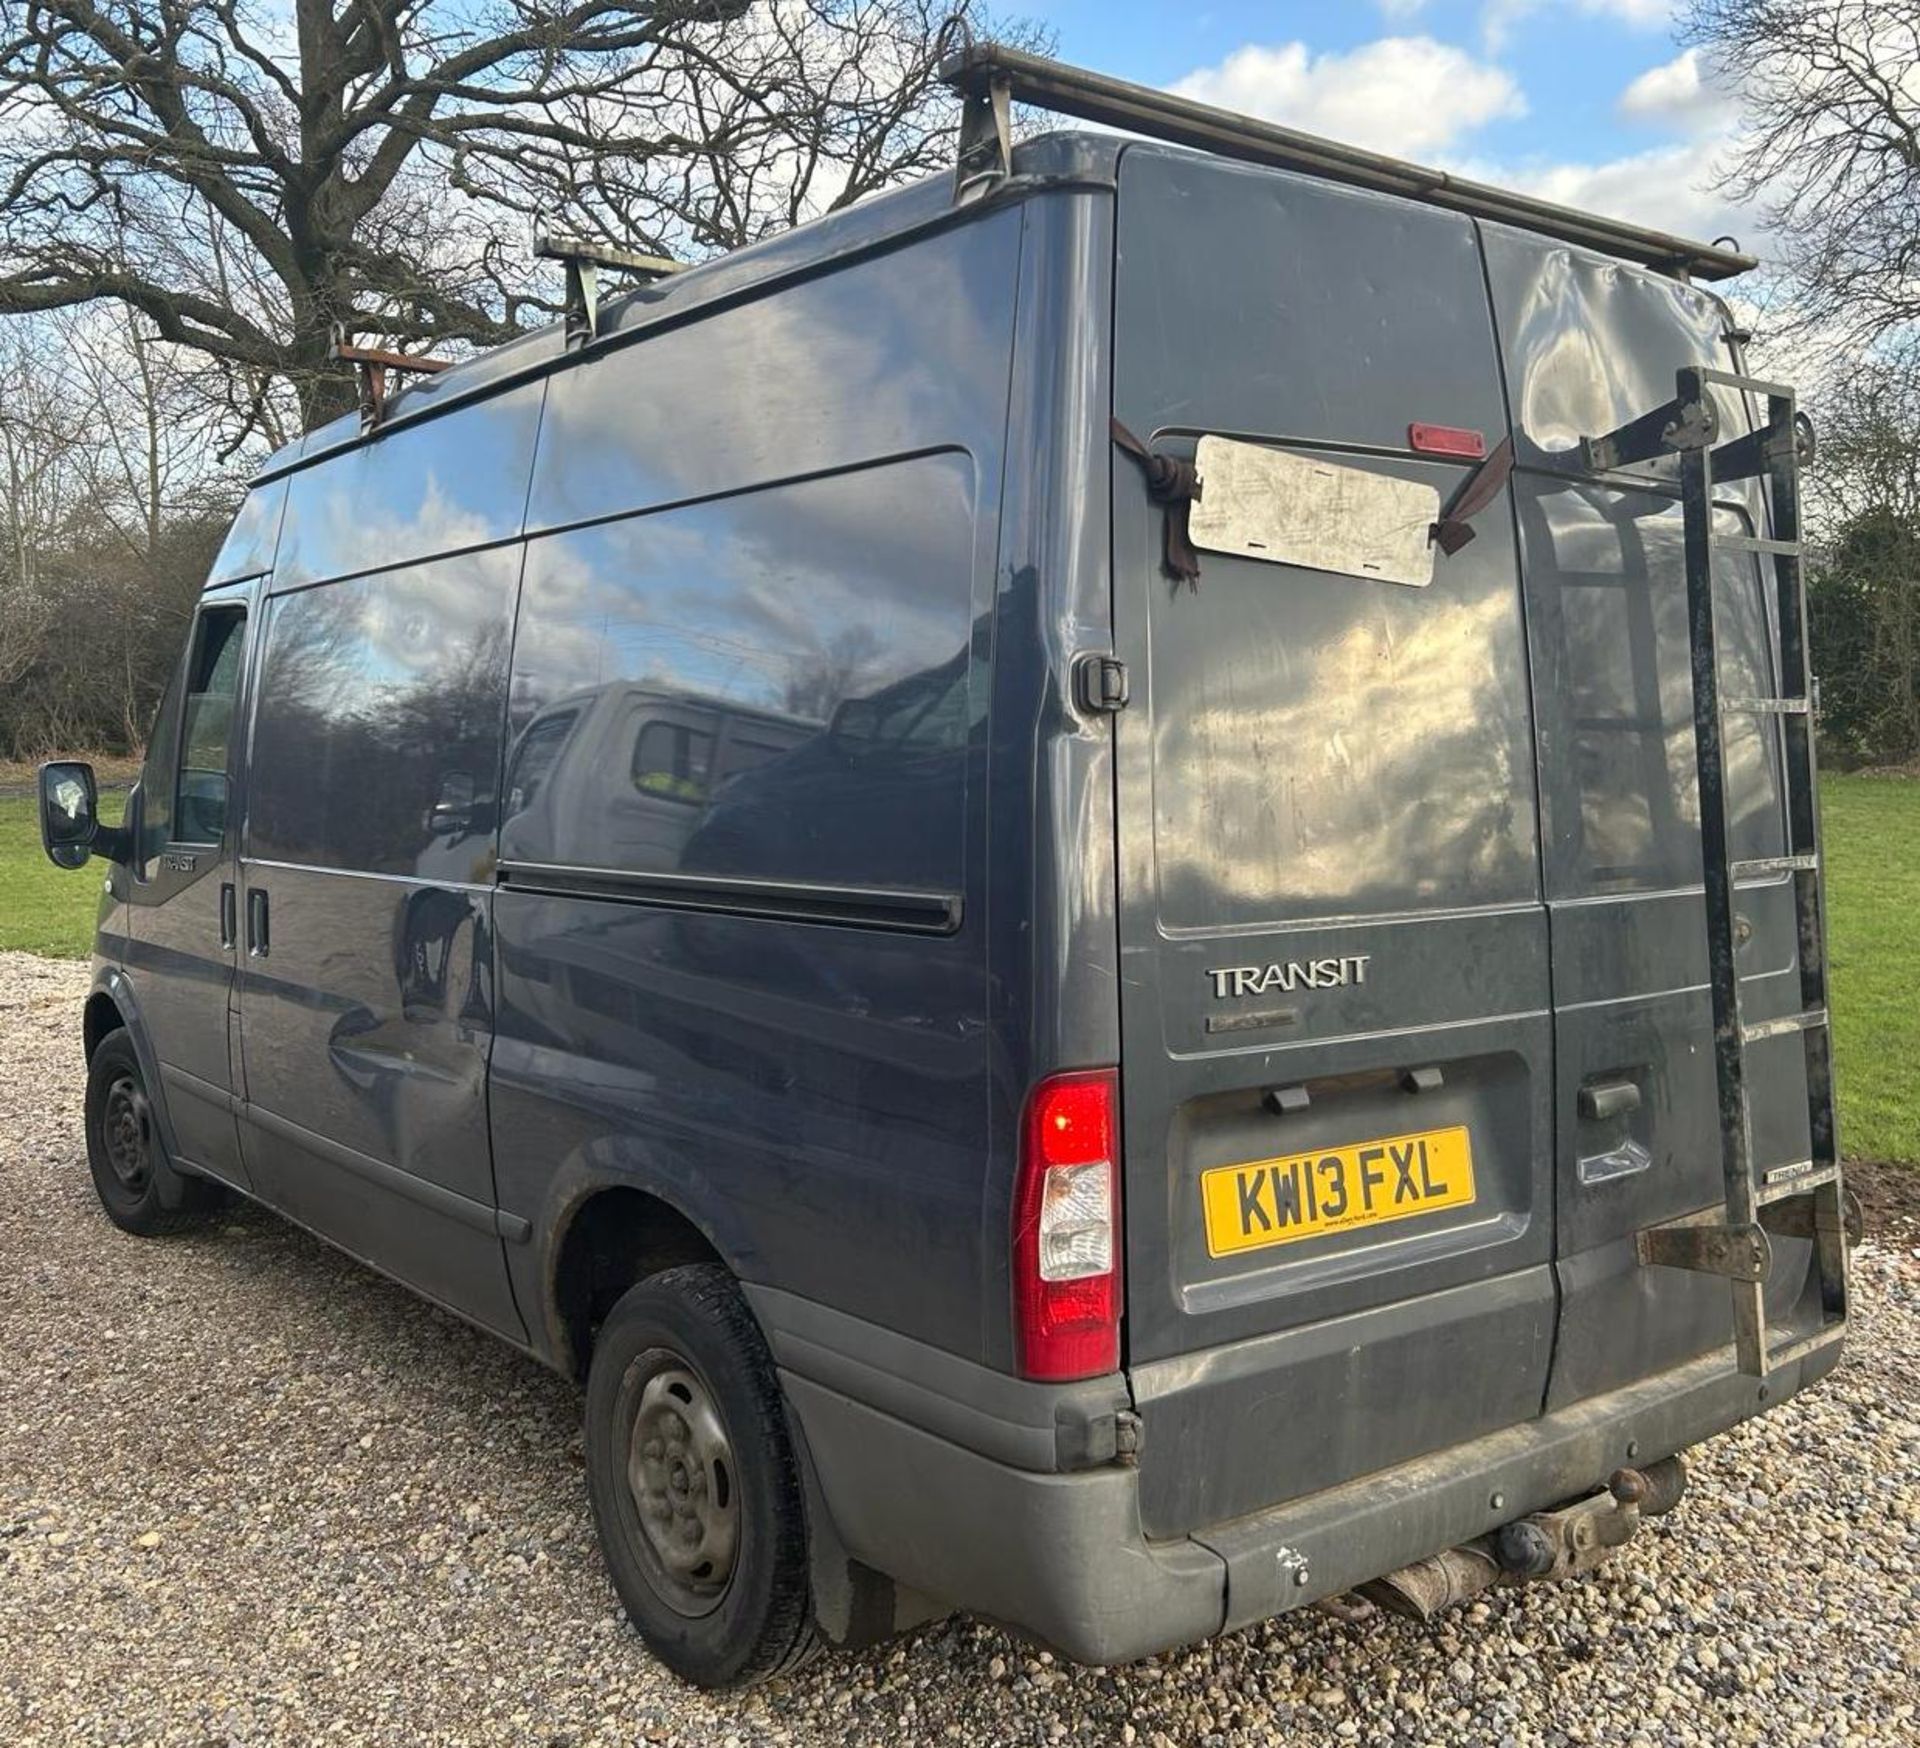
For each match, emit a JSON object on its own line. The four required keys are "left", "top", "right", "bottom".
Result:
{"left": 624, "top": 1361, "right": 739, "bottom": 1616}
{"left": 102, "top": 1074, "right": 153, "bottom": 1195}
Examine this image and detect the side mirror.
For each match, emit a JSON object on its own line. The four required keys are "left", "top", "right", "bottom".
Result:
{"left": 38, "top": 761, "right": 99, "bottom": 869}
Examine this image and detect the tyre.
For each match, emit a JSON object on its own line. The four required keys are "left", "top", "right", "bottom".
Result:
{"left": 84, "top": 1028, "right": 226, "bottom": 1236}
{"left": 585, "top": 1263, "right": 820, "bottom": 1688}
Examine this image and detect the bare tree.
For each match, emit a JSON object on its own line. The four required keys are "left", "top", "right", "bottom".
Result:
{"left": 1685, "top": 1, "right": 1920, "bottom": 368}
{"left": 0, "top": 324, "right": 82, "bottom": 676}
{"left": 1801, "top": 364, "right": 1920, "bottom": 759}
{"left": 0, "top": 0, "right": 1028, "bottom": 439}
{"left": 0, "top": 312, "right": 239, "bottom": 753}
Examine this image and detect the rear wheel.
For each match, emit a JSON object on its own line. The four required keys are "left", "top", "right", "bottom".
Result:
{"left": 585, "top": 1263, "right": 819, "bottom": 1688}
{"left": 84, "top": 1029, "right": 225, "bottom": 1236}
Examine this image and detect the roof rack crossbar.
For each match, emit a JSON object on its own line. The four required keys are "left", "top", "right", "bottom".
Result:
{"left": 937, "top": 40, "right": 1755, "bottom": 282}
{"left": 534, "top": 224, "right": 687, "bottom": 350}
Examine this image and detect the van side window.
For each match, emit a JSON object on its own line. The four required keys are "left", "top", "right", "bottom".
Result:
{"left": 136, "top": 654, "right": 188, "bottom": 870}
{"left": 172, "top": 607, "right": 247, "bottom": 845}
{"left": 247, "top": 550, "right": 517, "bottom": 877}
{"left": 503, "top": 452, "right": 980, "bottom": 893}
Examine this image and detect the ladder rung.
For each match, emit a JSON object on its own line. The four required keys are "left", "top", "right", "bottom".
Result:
{"left": 1693, "top": 365, "right": 1795, "bottom": 399}
{"left": 1712, "top": 532, "right": 1803, "bottom": 558}
{"left": 1731, "top": 854, "right": 1818, "bottom": 878}
{"left": 1764, "top": 1323, "right": 1846, "bottom": 1371}
{"left": 1756, "top": 1161, "right": 1841, "bottom": 1202}
{"left": 1721, "top": 696, "right": 1810, "bottom": 716}
{"left": 1742, "top": 1008, "right": 1828, "bottom": 1044}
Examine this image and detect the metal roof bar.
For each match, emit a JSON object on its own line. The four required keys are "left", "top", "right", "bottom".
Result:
{"left": 534, "top": 223, "right": 687, "bottom": 350}
{"left": 329, "top": 325, "right": 453, "bottom": 431}
{"left": 937, "top": 40, "right": 1755, "bottom": 282}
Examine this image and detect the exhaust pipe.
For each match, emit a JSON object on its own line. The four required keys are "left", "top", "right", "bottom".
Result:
{"left": 1358, "top": 1541, "right": 1502, "bottom": 1620}
{"left": 1355, "top": 1456, "right": 1688, "bottom": 1624}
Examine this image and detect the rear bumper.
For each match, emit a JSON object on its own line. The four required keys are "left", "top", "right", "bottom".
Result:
{"left": 780, "top": 1330, "right": 1841, "bottom": 1664}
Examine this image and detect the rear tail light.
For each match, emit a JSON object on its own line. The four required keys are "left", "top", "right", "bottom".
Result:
{"left": 1013, "top": 1069, "right": 1121, "bottom": 1380}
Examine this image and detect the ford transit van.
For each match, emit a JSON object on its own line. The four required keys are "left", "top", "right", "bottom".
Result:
{"left": 38, "top": 43, "right": 1852, "bottom": 1689}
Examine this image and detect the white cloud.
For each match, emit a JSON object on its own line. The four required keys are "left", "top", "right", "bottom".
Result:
{"left": 1490, "top": 143, "right": 1752, "bottom": 252}
{"left": 1584, "top": 0, "right": 1676, "bottom": 24}
{"left": 1483, "top": 0, "right": 1675, "bottom": 52}
{"left": 1170, "top": 36, "right": 1526, "bottom": 158}
{"left": 1619, "top": 47, "right": 1742, "bottom": 134}
{"left": 1480, "top": 0, "right": 1533, "bottom": 50}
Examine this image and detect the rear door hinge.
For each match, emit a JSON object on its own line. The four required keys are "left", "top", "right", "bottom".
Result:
{"left": 1114, "top": 1409, "right": 1142, "bottom": 1466}
{"left": 1073, "top": 652, "right": 1130, "bottom": 714}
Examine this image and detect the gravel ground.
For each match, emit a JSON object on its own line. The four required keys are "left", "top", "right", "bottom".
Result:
{"left": 1, "top": 948, "right": 1915, "bottom": 1748}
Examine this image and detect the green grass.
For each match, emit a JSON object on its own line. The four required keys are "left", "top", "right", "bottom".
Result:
{"left": 1821, "top": 772, "right": 1920, "bottom": 1163}
{"left": 0, "top": 794, "right": 118, "bottom": 958}
{"left": 1, "top": 774, "right": 1915, "bottom": 1158}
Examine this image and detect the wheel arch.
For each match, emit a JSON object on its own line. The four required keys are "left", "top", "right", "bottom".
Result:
{"left": 83, "top": 989, "right": 125, "bottom": 1062}
{"left": 82, "top": 970, "right": 183, "bottom": 1162}
{"left": 548, "top": 1184, "right": 731, "bottom": 1380}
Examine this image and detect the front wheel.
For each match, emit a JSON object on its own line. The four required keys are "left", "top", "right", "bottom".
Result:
{"left": 585, "top": 1263, "right": 820, "bottom": 1688}
{"left": 83, "top": 1028, "right": 226, "bottom": 1236}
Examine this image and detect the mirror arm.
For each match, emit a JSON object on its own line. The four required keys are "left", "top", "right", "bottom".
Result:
{"left": 91, "top": 820, "right": 134, "bottom": 866}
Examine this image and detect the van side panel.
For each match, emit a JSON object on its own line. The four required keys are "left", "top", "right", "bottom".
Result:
{"left": 957, "top": 188, "right": 1124, "bottom": 1375}
{"left": 491, "top": 212, "right": 1022, "bottom": 1365}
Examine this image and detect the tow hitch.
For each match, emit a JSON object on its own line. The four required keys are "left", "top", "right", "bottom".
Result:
{"left": 1356, "top": 1455, "right": 1687, "bottom": 1622}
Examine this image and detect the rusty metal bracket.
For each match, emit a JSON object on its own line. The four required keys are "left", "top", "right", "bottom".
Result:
{"left": 1580, "top": 367, "right": 1720, "bottom": 472}
{"left": 1705, "top": 409, "right": 1816, "bottom": 484}
{"left": 534, "top": 224, "right": 685, "bottom": 350}
{"left": 330, "top": 326, "right": 453, "bottom": 432}
{"left": 1635, "top": 1216, "right": 1772, "bottom": 1282}
{"left": 1761, "top": 1187, "right": 1865, "bottom": 1248}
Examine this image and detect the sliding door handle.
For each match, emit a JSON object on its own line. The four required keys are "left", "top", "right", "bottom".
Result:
{"left": 246, "top": 887, "right": 270, "bottom": 957}
{"left": 219, "top": 881, "right": 237, "bottom": 949}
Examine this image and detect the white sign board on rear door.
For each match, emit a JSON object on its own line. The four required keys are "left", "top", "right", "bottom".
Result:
{"left": 1188, "top": 435, "right": 1440, "bottom": 588}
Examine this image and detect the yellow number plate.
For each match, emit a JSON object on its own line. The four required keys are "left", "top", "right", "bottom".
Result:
{"left": 1201, "top": 1126, "right": 1476, "bottom": 1257}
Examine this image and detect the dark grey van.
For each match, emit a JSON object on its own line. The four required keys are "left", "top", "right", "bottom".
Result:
{"left": 38, "top": 44, "right": 1853, "bottom": 1690}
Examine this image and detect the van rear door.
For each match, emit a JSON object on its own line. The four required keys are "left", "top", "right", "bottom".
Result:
{"left": 1110, "top": 146, "right": 1555, "bottom": 1540}
{"left": 1478, "top": 225, "right": 1817, "bottom": 1407}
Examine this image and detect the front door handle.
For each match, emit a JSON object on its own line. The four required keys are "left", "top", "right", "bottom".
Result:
{"left": 219, "top": 881, "right": 237, "bottom": 949}
{"left": 246, "top": 887, "right": 270, "bottom": 957}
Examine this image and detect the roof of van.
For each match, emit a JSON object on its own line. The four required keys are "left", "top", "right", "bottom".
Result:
{"left": 262, "top": 132, "right": 1114, "bottom": 482}
{"left": 261, "top": 128, "right": 1735, "bottom": 483}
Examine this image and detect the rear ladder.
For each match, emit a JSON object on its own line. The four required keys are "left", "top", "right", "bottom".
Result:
{"left": 1581, "top": 365, "right": 1851, "bottom": 1378}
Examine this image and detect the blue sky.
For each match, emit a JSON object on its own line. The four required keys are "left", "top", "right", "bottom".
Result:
{"left": 1020, "top": 0, "right": 1753, "bottom": 251}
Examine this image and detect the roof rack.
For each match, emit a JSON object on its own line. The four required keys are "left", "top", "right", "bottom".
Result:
{"left": 534, "top": 224, "right": 686, "bottom": 350}
{"left": 937, "top": 38, "right": 1755, "bottom": 283}
{"left": 329, "top": 326, "right": 453, "bottom": 431}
